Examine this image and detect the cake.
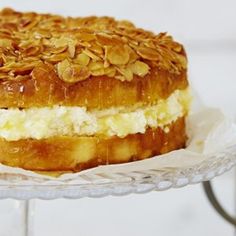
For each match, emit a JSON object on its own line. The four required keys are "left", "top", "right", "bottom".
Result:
{"left": 0, "top": 8, "right": 190, "bottom": 172}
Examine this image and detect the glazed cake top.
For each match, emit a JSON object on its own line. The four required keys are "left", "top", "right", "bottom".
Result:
{"left": 0, "top": 8, "right": 187, "bottom": 83}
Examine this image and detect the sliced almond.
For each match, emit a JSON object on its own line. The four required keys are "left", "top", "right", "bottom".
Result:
{"left": 83, "top": 48, "right": 101, "bottom": 61}
{"left": 104, "top": 66, "right": 116, "bottom": 77}
{"left": 75, "top": 53, "right": 90, "bottom": 66}
{"left": 116, "top": 66, "right": 133, "bottom": 81}
{"left": 129, "top": 60, "right": 150, "bottom": 77}
{"left": 136, "top": 46, "right": 160, "bottom": 61}
{"left": 0, "top": 39, "right": 12, "bottom": 48}
{"left": 57, "top": 59, "right": 90, "bottom": 82}
{"left": 106, "top": 45, "right": 130, "bottom": 65}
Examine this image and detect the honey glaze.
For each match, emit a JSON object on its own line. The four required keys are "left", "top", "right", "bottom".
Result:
{"left": 0, "top": 64, "right": 188, "bottom": 109}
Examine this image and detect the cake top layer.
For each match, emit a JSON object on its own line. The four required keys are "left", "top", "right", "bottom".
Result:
{"left": 0, "top": 8, "right": 187, "bottom": 83}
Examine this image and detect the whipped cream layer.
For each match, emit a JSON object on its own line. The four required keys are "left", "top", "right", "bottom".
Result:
{"left": 0, "top": 89, "right": 190, "bottom": 141}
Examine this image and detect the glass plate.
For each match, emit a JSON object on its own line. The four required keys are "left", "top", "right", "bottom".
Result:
{"left": 0, "top": 145, "right": 236, "bottom": 200}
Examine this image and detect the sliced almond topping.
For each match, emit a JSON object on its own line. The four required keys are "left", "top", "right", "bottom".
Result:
{"left": 116, "top": 66, "right": 133, "bottom": 81}
{"left": 96, "top": 33, "right": 123, "bottom": 46}
{"left": 127, "top": 47, "right": 139, "bottom": 63}
{"left": 136, "top": 46, "right": 160, "bottom": 61}
{"left": 75, "top": 32, "right": 96, "bottom": 42}
{"left": 0, "top": 8, "right": 187, "bottom": 83}
{"left": 104, "top": 66, "right": 116, "bottom": 77}
{"left": 171, "top": 42, "right": 183, "bottom": 53}
{"left": 175, "top": 54, "right": 187, "bottom": 69}
{"left": 83, "top": 48, "right": 101, "bottom": 61}
{"left": 44, "top": 45, "right": 68, "bottom": 54}
{"left": 88, "top": 61, "right": 105, "bottom": 76}
{"left": 106, "top": 45, "right": 130, "bottom": 65}
{"left": 57, "top": 59, "right": 90, "bottom": 82}
{"left": 0, "top": 39, "right": 12, "bottom": 48}
{"left": 12, "top": 61, "right": 40, "bottom": 76}
{"left": 88, "top": 61, "right": 104, "bottom": 71}
{"left": 129, "top": 61, "right": 150, "bottom": 77}
{"left": 22, "top": 46, "right": 42, "bottom": 57}
{"left": 68, "top": 41, "right": 76, "bottom": 58}
{"left": 75, "top": 53, "right": 90, "bottom": 66}
{"left": 42, "top": 52, "right": 68, "bottom": 63}
{"left": 115, "top": 75, "right": 126, "bottom": 81}
{"left": 50, "top": 36, "right": 77, "bottom": 58}
{"left": 117, "top": 20, "right": 135, "bottom": 29}
{"left": 90, "top": 68, "right": 105, "bottom": 76}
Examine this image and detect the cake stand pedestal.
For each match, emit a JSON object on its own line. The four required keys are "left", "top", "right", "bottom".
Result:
{"left": 22, "top": 200, "right": 34, "bottom": 236}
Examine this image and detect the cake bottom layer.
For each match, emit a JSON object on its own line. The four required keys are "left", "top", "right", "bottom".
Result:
{"left": 0, "top": 117, "right": 186, "bottom": 172}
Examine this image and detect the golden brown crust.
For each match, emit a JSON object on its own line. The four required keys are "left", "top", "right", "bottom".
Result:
{"left": 0, "top": 8, "right": 188, "bottom": 108}
{"left": 0, "top": 117, "right": 186, "bottom": 172}
{"left": 0, "top": 63, "right": 188, "bottom": 109}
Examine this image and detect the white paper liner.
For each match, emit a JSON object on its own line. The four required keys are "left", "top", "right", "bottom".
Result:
{"left": 0, "top": 107, "right": 236, "bottom": 180}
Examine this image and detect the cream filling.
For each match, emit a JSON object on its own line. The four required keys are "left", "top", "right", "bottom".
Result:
{"left": 0, "top": 89, "right": 190, "bottom": 141}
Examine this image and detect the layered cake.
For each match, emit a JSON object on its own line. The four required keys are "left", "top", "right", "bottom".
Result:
{"left": 0, "top": 8, "right": 190, "bottom": 172}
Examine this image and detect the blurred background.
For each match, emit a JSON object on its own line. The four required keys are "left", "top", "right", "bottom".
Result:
{"left": 0, "top": 0, "right": 236, "bottom": 235}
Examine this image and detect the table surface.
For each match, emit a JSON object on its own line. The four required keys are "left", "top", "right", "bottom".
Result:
{"left": 0, "top": 1, "right": 236, "bottom": 235}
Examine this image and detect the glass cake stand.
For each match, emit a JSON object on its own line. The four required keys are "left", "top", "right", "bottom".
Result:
{"left": 0, "top": 144, "right": 236, "bottom": 236}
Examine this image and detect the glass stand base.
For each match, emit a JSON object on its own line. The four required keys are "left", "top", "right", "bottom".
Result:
{"left": 0, "top": 200, "right": 34, "bottom": 236}
{"left": 23, "top": 200, "right": 35, "bottom": 236}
